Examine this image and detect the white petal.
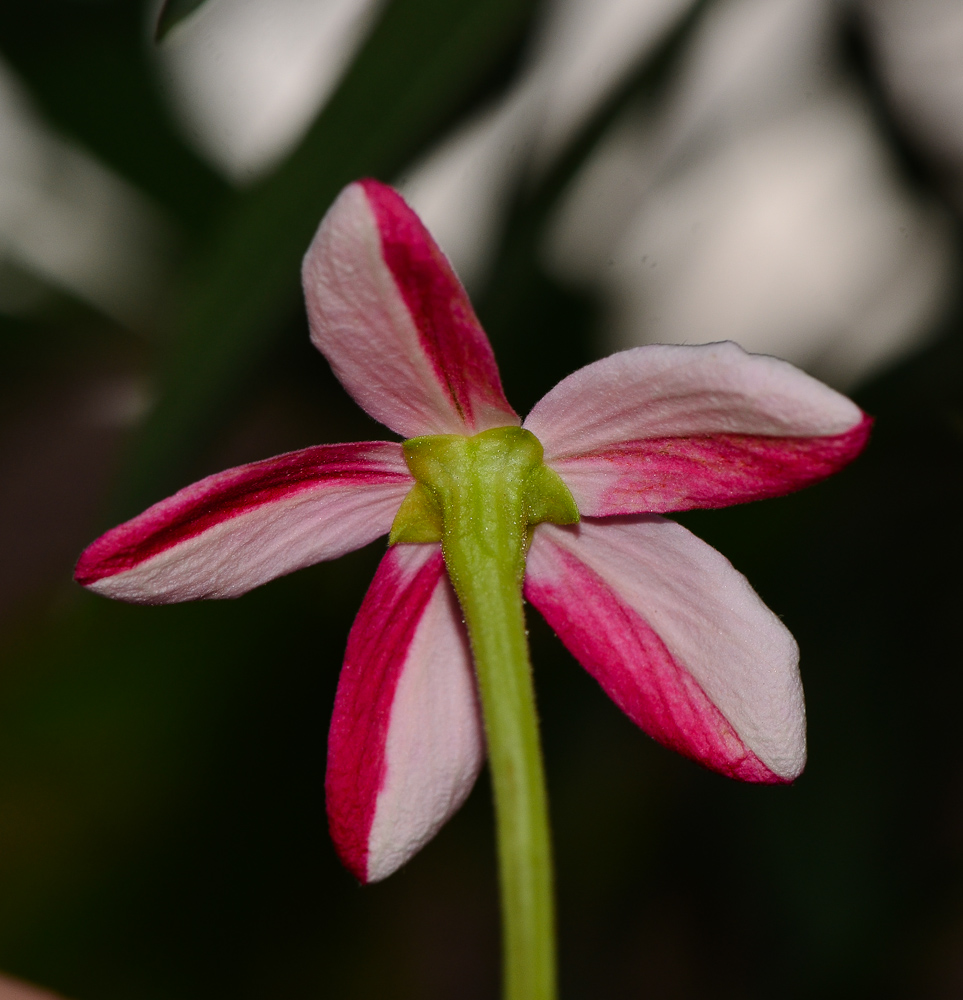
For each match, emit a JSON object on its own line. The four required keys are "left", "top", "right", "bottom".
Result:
{"left": 525, "top": 341, "right": 863, "bottom": 463}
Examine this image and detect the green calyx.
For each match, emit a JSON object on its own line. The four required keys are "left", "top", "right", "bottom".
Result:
{"left": 389, "top": 426, "right": 579, "bottom": 554}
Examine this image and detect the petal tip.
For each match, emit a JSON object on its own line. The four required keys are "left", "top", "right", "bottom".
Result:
{"left": 73, "top": 532, "right": 132, "bottom": 594}
{"left": 73, "top": 547, "right": 98, "bottom": 588}
{"left": 741, "top": 747, "right": 806, "bottom": 785}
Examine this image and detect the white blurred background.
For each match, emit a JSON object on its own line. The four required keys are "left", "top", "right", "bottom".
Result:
{"left": 155, "top": 0, "right": 963, "bottom": 389}
{"left": 1, "top": 0, "right": 960, "bottom": 390}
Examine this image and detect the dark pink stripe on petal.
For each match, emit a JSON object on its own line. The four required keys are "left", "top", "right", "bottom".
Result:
{"left": 525, "top": 534, "right": 783, "bottom": 783}
{"left": 75, "top": 441, "right": 411, "bottom": 586}
{"left": 359, "top": 180, "right": 518, "bottom": 433}
{"left": 326, "top": 545, "right": 447, "bottom": 882}
{"left": 553, "top": 415, "right": 872, "bottom": 516}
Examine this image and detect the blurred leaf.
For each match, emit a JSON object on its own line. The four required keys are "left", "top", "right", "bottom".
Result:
{"left": 117, "top": 0, "right": 539, "bottom": 517}
{"left": 0, "top": 3, "right": 229, "bottom": 231}
{"left": 154, "top": 0, "right": 209, "bottom": 43}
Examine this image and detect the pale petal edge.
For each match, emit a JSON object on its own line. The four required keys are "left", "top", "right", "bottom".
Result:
{"left": 75, "top": 441, "right": 413, "bottom": 603}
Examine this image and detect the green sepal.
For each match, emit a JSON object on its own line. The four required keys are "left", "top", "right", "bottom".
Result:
{"left": 389, "top": 482, "right": 444, "bottom": 544}
{"left": 523, "top": 464, "right": 579, "bottom": 527}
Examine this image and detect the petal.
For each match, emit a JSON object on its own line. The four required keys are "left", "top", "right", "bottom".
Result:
{"left": 75, "top": 442, "right": 413, "bottom": 602}
{"left": 302, "top": 180, "right": 519, "bottom": 438}
{"left": 524, "top": 342, "right": 868, "bottom": 514}
{"left": 525, "top": 518, "right": 804, "bottom": 782}
{"left": 326, "top": 544, "right": 484, "bottom": 883}
{"left": 548, "top": 416, "right": 872, "bottom": 516}
{"left": 0, "top": 972, "right": 66, "bottom": 1000}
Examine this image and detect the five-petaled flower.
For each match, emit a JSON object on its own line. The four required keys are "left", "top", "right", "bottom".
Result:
{"left": 75, "top": 179, "right": 870, "bottom": 885}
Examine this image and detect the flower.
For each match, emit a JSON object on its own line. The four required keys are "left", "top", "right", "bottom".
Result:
{"left": 75, "top": 179, "right": 870, "bottom": 885}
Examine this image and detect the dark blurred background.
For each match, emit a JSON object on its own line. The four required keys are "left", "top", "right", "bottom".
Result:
{"left": 0, "top": 0, "right": 962, "bottom": 997}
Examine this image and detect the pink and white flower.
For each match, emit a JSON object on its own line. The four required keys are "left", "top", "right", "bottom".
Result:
{"left": 75, "top": 179, "right": 870, "bottom": 884}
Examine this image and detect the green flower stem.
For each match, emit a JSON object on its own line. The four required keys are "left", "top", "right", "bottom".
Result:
{"left": 395, "top": 428, "right": 578, "bottom": 1000}
{"left": 450, "top": 492, "right": 554, "bottom": 1000}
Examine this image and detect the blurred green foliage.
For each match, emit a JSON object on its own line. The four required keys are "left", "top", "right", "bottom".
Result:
{"left": 0, "top": 1, "right": 962, "bottom": 999}
{"left": 125, "top": 0, "right": 543, "bottom": 515}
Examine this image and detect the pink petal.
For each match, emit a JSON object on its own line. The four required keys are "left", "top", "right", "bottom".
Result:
{"left": 75, "top": 442, "right": 413, "bottom": 602}
{"left": 523, "top": 342, "right": 868, "bottom": 515}
{"left": 326, "top": 543, "right": 484, "bottom": 883}
{"left": 549, "top": 416, "right": 872, "bottom": 516}
{"left": 302, "top": 180, "right": 518, "bottom": 438}
{"left": 0, "top": 973, "right": 66, "bottom": 1000}
{"left": 525, "top": 518, "right": 804, "bottom": 782}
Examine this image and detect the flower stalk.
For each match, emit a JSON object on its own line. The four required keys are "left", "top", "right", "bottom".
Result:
{"left": 458, "top": 529, "right": 555, "bottom": 1000}
{"left": 394, "top": 427, "right": 578, "bottom": 1000}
